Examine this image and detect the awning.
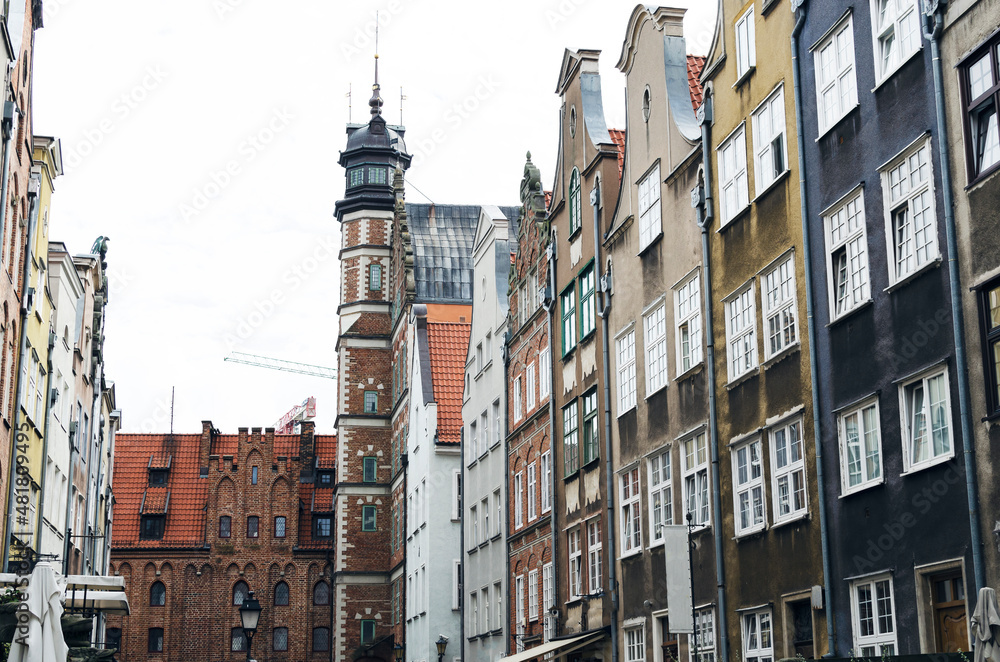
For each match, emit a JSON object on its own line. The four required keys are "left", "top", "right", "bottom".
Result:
{"left": 501, "top": 631, "right": 605, "bottom": 662}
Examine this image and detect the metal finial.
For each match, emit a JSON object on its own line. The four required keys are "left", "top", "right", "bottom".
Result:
{"left": 369, "top": 23, "right": 383, "bottom": 116}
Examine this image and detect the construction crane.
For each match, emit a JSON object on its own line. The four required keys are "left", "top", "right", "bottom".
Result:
{"left": 224, "top": 352, "right": 338, "bottom": 380}
{"left": 273, "top": 397, "right": 318, "bottom": 434}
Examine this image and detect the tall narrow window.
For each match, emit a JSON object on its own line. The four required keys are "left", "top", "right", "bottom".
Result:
{"left": 313, "top": 627, "right": 330, "bottom": 652}
{"left": 649, "top": 449, "right": 672, "bottom": 544}
{"left": 539, "top": 347, "right": 551, "bottom": 399}
{"left": 148, "top": 628, "right": 164, "bottom": 653}
{"left": 219, "top": 515, "right": 231, "bottom": 538}
{"left": 528, "top": 569, "right": 539, "bottom": 621}
{"left": 480, "top": 411, "right": 489, "bottom": 456}
{"left": 839, "top": 399, "right": 883, "bottom": 494}
{"left": 718, "top": 124, "right": 749, "bottom": 224}
{"left": 494, "top": 489, "right": 502, "bottom": 536}
{"left": 274, "top": 581, "right": 289, "bottom": 606}
{"left": 638, "top": 163, "right": 662, "bottom": 250}
{"left": 364, "top": 390, "right": 378, "bottom": 414}
{"left": 870, "top": 0, "right": 920, "bottom": 83}
{"left": 516, "top": 575, "right": 525, "bottom": 628}
{"left": 981, "top": 281, "right": 1000, "bottom": 416}
{"left": 692, "top": 608, "right": 717, "bottom": 662}
{"left": 771, "top": 419, "right": 808, "bottom": 522}
{"left": 726, "top": 283, "right": 757, "bottom": 380}
{"left": 561, "top": 286, "right": 577, "bottom": 355}
{"left": 568, "top": 529, "right": 582, "bottom": 599}
{"left": 814, "top": 15, "right": 858, "bottom": 134}
{"left": 683, "top": 433, "right": 711, "bottom": 527}
{"left": 620, "top": 467, "right": 642, "bottom": 554}
{"left": 369, "top": 263, "right": 382, "bottom": 291}
{"left": 514, "top": 473, "right": 523, "bottom": 529}
{"left": 150, "top": 581, "right": 166, "bottom": 606}
{"left": 732, "top": 438, "right": 766, "bottom": 536}
{"left": 247, "top": 516, "right": 259, "bottom": 539}
{"left": 582, "top": 389, "right": 599, "bottom": 465}
{"left": 493, "top": 399, "right": 502, "bottom": 446}
{"left": 752, "top": 86, "right": 787, "bottom": 193}
{"left": 513, "top": 378, "right": 523, "bottom": 423}
{"left": 587, "top": 520, "right": 602, "bottom": 593}
{"left": 626, "top": 626, "right": 646, "bottom": 662}
{"left": 563, "top": 401, "right": 579, "bottom": 476}
{"left": 617, "top": 328, "right": 637, "bottom": 413}
{"left": 251, "top": 466, "right": 258, "bottom": 485}
{"left": 273, "top": 627, "right": 288, "bottom": 652}
{"left": 482, "top": 498, "right": 490, "bottom": 542}
{"left": 233, "top": 581, "right": 249, "bottom": 606}
{"left": 825, "top": 189, "right": 870, "bottom": 319}
{"left": 361, "top": 620, "right": 376, "bottom": 644}
{"left": 762, "top": 256, "right": 797, "bottom": 359}
{"left": 900, "top": 367, "right": 953, "bottom": 471}
{"left": 741, "top": 610, "right": 774, "bottom": 662}
{"left": 881, "top": 137, "right": 937, "bottom": 283}
{"left": 851, "top": 576, "right": 897, "bottom": 655}
{"left": 274, "top": 515, "right": 286, "bottom": 538}
{"left": 526, "top": 362, "right": 536, "bottom": 412}
{"left": 362, "top": 505, "right": 377, "bottom": 531}
{"left": 540, "top": 451, "right": 552, "bottom": 513}
{"left": 735, "top": 8, "right": 756, "bottom": 78}
{"left": 527, "top": 464, "right": 537, "bottom": 522}
{"left": 961, "top": 36, "right": 1000, "bottom": 180}
{"left": 314, "top": 581, "right": 330, "bottom": 605}
{"left": 675, "top": 274, "right": 703, "bottom": 375}
{"left": 569, "top": 168, "right": 582, "bottom": 234}
{"left": 644, "top": 300, "right": 668, "bottom": 393}
{"left": 543, "top": 564, "right": 554, "bottom": 639}
{"left": 580, "top": 264, "right": 596, "bottom": 337}
{"left": 363, "top": 457, "right": 377, "bottom": 482}
{"left": 495, "top": 581, "right": 504, "bottom": 630}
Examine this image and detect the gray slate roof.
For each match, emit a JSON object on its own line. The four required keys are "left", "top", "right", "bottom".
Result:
{"left": 406, "top": 204, "right": 520, "bottom": 304}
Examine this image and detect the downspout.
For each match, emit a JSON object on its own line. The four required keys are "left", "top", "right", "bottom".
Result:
{"left": 35, "top": 204, "right": 55, "bottom": 565}
{"left": 461, "top": 427, "right": 466, "bottom": 660}
{"left": 695, "top": 93, "right": 729, "bottom": 662}
{"left": 922, "top": 7, "right": 986, "bottom": 593}
{"left": 326, "top": 548, "right": 334, "bottom": 662}
{"left": 790, "top": 4, "right": 838, "bottom": 654}
{"left": 593, "top": 183, "right": 618, "bottom": 662}
{"left": 545, "top": 229, "right": 558, "bottom": 643}
{"left": 2, "top": 173, "right": 38, "bottom": 571}
{"left": 63, "top": 433, "right": 76, "bottom": 575}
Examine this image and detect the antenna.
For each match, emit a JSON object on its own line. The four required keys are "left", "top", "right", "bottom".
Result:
{"left": 400, "top": 86, "right": 406, "bottom": 125}
{"left": 347, "top": 84, "right": 352, "bottom": 123}
{"left": 169, "top": 386, "right": 175, "bottom": 436}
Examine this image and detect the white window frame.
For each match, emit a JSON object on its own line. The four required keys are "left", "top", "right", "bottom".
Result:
{"left": 470, "top": 591, "right": 478, "bottom": 633}
{"left": 732, "top": 437, "right": 766, "bottom": 536}
{"left": 899, "top": 365, "right": 955, "bottom": 473}
{"left": 528, "top": 569, "right": 539, "bottom": 622}
{"left": 761, "top": 254, "right": 798, "bottom": 359}
{"left": 644, "top": 298, "right": 669, "bottom": 395}
{"left": 850, "top": 575, "right": 898, "bottom": 656}
{"left": 451, "top": 470, "right": 461, "bottom": 521}
{"left": 493, "top": 399, "right": 502, "bottom": 447}
{"left": 539, "top": 347, "right": 551, "bottom": 399}
{"left": 527, "top": 463, "right": 537, "bottom": 522}
{"left": 493, "top": 489, "right": 502, "bottom": 537}
{"left": 540, "top": 451, "right": 552, "bottom": 513}
{"left": 674, "top": 273, "right": 703, "bottom": 376}
{"left": 526, "top": 362, "right": 536, "bottom": 412}
{"left": 648, "top": 448, "right": 672, "bottom": 546}
{"left": 752, "top": 85, "right": 788, "bottom": 194}
{"left": 542, "top": 563, "right": 555, "bottom": 640}
{"left": 626, "top": 624, "right": 646, "bottom": 662}
{"left": 838, "top": 398, "right": 884, "bottom": 495}
{"left": 481, "top": 498, "right": 490, "bottom": 543}
{"left": 515, "top": 574, "right": 525, "bottom": 629}
{"left": 495, "top": 581, "right": 503, "bottom": 630}
{"left": 824, "top": 188, "right": 871, "bottom": 320}
{"left": 568, "top": 528, "right": 582, "bottom": 600}
{"left": 480, "top": 410, "right": 489, "bottom": 457}
{"left": 471, "top": 505, "right": 479, "bottom": 548}
{"left": 620, "top": 467, "right": 642, "bottom": 556}
{"left": 869, "top": 0, "right": 921, "bottom": 85}
{"left": 682, "top": 432, "right": 711, "bottom": 528}
{"left": 691, "top": 608, "right": 717, "bottom": 662}
{"left": 770, "top": 418, "right": 808, "bottom": 524}
{"left": 617, "top": 326, "right": 637, "bottom": 414}
{"left": 814, "top": 14, "right": 858, "bottom": 135}
{"left": 514, "top": 472, "right": 523, "bottom": 529}
{"left": 725, "top": 282, "right": 758, "bottom": 381}
{"left": 881, "top": 135, "right": 938, "bottom": 284}
{"left": 513, "top": 376, "right": 523, "bottom": 423}
{"left": 718, "top": 124, "right": 749, "bottom": 225}
{"left": 735, "top": 6, "right": 756, "bottom": 80}
{"left": 580, "top": 264, "right": 596, "bottom": 338}
{"left": 741, "top": 608, "right": 774, "bottom": 662}
{"left": 587, "top": 519, "right": 602, "bottom": 594}
{"left": 638, "top": 163, "right": 663, "bottom": 250}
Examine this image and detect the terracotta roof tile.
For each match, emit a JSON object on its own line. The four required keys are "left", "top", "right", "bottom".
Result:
{"left": 312, "top": 488, "right": 335, "bottom": 512}
{"left": 608, "top": 129, "right": 626, "bottom": 180}
{"left": 687, "top": 55, "right": 706, "bottom": 112}
{"left": 141, "top": 488, "right": 170, "bottom": 514}
{"left": 427, "top": 321, "right": 471, "bottom": 445}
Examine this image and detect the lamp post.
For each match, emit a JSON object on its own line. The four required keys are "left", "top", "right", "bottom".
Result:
{"left": 394, "top": 642, "right": 405, "bottom": 662}
{"left": 435, "top": 635, "right": 449, "bottom": 662}
{"left": 239, "top": 590, "right": 262, "bottom": 662}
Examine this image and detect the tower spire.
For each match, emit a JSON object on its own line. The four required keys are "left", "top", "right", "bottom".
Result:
{"left": 369, "top": 21, "right": 383, "bottom": 117}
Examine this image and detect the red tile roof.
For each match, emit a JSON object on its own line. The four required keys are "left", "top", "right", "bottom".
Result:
{"left": 141, "top": 488, "right": 170, "bottom": 514}
{"left": 687, "top": 55, "right": 706, "bottom": 112}
{"left": 426, "top": 321, "right": 471, "bottom": 445}
{"left": 608, "top": 129, "right": 626, "bottom": 180}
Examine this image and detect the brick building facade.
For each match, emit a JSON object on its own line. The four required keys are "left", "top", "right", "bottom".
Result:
{"left": 107, "top": 422, "right": 337, "bottom": 661}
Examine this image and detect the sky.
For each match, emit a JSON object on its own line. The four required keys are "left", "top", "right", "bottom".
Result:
{"left": 31, "top": 0, "right": 717, "bottom": 435}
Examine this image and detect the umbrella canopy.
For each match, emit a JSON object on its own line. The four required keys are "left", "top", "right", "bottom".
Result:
{"left": 7, "top": 562, "right": 69, "bottom": 662}
{"left": 973, "top": 587, "right": 1000, "bottom": 662}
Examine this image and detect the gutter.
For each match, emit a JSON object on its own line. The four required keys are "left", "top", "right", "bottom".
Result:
{"left": 592, "top": 182, "right": 619, "bottom": 662}
{"left": 790, "top": 3, "right": 837, "bottom": 653}
{"left": 695, "top": 94, "right": 730, "bottom": 662}
{"left": 922, "top": 5, "right": 986, "bottom": 593}
{"left": 2, "top": 172, "right": 39, "bottom": 571}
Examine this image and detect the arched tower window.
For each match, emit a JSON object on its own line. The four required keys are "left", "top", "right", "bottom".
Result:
{"left": 274, "top": 581, "right": 289, "bottom": 606}
{"left": 314, "top": 580, "right": 330, "bottom": 605}
{"left": 150, "top": 581, "right": 165, "bottom": 606}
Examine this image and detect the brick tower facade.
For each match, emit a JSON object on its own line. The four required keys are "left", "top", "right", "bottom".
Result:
{"left": 333, "top": 65, "right": 411, "bottom": 662}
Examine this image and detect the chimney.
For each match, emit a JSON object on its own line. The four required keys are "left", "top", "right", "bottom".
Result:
{"left": 199, "top": 421, "right": 214, "bottom": 474}
{"left": 299, "top": 421, "right": 316, "bottom": 483}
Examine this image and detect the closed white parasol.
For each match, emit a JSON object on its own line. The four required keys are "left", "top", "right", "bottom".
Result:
{"left": 973, "top": 587, "right": 1000, "bottom": 662}
{"left": 7, "top": 562, "right": 69, "bottom": 662}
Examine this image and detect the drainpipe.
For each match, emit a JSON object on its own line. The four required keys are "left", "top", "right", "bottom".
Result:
{"left": 36, "top": 240, "right": 55, "bottom": 566}
{"left": 695, "top": 93, "right": 730, "bottom": 662}
{"left": 922, "top": 6, "right": 986, "bottom": 593}
{"left": 2, "top": 173, "right": 39, "bottom": 571}
{"left": 545, "top": 228, "right": 559, "bottom": 644}
{"left": 63, "top": 433, "right": 77, "bottom": 575}
{"left": 460, "top": 426, "right": 466, "bottom": 660}
{"left": 790, "top": 4, "right": 838, "bottom": 654}
{"left": 592, "top": 183, "right": 618, "bottom": 662}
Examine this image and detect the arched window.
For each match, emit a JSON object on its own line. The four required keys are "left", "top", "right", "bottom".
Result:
{"left": 150, "top": 581, "right": 165, "bottom": 606}
{"left": 233, "top": 581, "right": 249, "bottom": 606}
{"left": 274, "top": 581, "right": 289, "bottom": 606}
{"left": 314, "top": 581, "right": 330, "bottom": 605}
{"left": 569, "top": 168, "right": 581, "bottom": 234}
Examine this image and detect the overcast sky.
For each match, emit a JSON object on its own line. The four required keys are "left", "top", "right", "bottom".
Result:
{"left": 31, "top": 0, "right": 716, "bottom": 435}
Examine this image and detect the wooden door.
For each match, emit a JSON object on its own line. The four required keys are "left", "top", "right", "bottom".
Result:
{"left": 932, "top": 572, "right": 968, "bottom": 653}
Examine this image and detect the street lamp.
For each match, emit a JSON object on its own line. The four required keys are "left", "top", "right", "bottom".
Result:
{"left": 394, "top": 642, "right": 405, "bottom": 661}
{"left": 435, "top": 635, "right": 449, "bottom": 662}
{"left": 239, "top": 590, "right": 262, "bottom": 662}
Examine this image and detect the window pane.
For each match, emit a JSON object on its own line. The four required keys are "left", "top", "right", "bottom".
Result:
{"left": 989, "top": 286, "right": 1000, "bottom": 330}
{"left": 233, "top": 581, "right": 248, "bottom": 605}
{"left": 314, "top": 627, "right": 330, "bottom": 652}
{"left": 232, "top": 628, "right": 246, "bottom": 652}
{"left": 969, "top": 52, "right": 992, "bottom": 100}
{"left": 275, "top": 582, "right": 289, "bottom": 606}
{"left": 273, "top": 627, "right": 288, "bottom": 651}
{"left": 314, "top": 581, "right": 330, "bottom": 605}
{"left": 275, "top": 516, "right": 286, "bottom": 538}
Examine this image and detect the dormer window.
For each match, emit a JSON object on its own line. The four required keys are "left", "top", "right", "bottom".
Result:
{"left": 140, "top": 515, "right": 165, "bottom": 540}
{"left": 148, "top": 469, "right": 168, "bottom": 486}
{"left": 317, "top": 470, "right": 334, "bottom": 487}
{"left": 349, "top": 168, "right": 364, "bottom": 188}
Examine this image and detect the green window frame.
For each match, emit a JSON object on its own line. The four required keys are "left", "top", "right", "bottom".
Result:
{"left": 364, "top": 391, "right": 378, "bottom": 413}
{"left": 561, "top": 284, "right": 577, "bottom": 356}
{"left": 361, "top": 619, "right": 376, "bottom": 644}
{"left": 362, "top": 505, "right": 377, "bottom": 531}
{"left": 582, "top": 389, "right": 599, "bottom": 465}
{"left": 368, "top": 166, "right": 387, "bottom": 184}
{"left": 363, "top": 457, "right": 377, "bottom": 483}
{"left": 579, "top": 263, "right": 596, "bottom": 338}
{"left": 563, "top": 400, "right": 579, "bottom": 476}
{"left": 349, "top": 168, "right": 363, "bottom": 187}
{"left": 369, "top": 263, "right": 382, "bottom": 291}
{"left": 569, "top": 167, "right": 582, "bottom": 234}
